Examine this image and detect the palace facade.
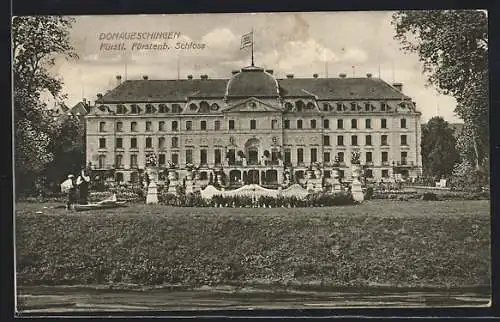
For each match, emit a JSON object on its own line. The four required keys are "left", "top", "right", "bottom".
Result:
{"left": 85, "top": 65, "right": 422, "bottom": 187}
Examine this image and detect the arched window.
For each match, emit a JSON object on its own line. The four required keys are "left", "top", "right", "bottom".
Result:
{"left": 400, "top": 118, "right": 407, "bottom": 128}
{"left": 306, "top": 102, "right": 315, "bottom": 109}
{"left": 295, "top": 100, "right": 305, "bottom": 112}
{"left": 322, "top": 103, "right": 330, "bottom": 111}
{"left": 99, "top": 121, "right": 106, "bottom": 132}
{"left": 199, "top": 101, "right": 210, "bottom": 113}
{"left": 130, "top": 121, "right": 137, "bottom": 132}
{"left": 284, "top": 102, "right": 293, "bottom": 111}
{"left": 145, "top": 104, "right": 154, "bottom": 114}
{"left": 189, "top": 103, "right": 198, "bottom": 111}
{"left": 116, "top": 104, "right": 126, "bottom": 114}
{"left": 351, "top": 119, "right": 358, "bottom": 129}
{"left": 130, "top": 172, "right": 139, "bottom": 183}
{"left": 98, "top": 155, "right": 106, "bottom": 168}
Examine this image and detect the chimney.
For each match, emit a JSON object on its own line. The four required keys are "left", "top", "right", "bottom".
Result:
{"left": 339, "top": 73, "right": 346, "bottom": 78}
{"left": 143, "top": 75, "right": 148, "bottom": 80}
{"left": 231, "top": 70, "right": 239, "bottom": 75}
{"left": 265, "top": 69, "right": 274, "bottom": 75}
{"left": 187, "top": 75, "right": 193, "bottom": 79}
{"left": 393, "top": 82, "right": 403, "bottom": 92}
{"left": 200, "top": 74, "right": 208, "bottom": 80}
{"left": 313, "top": 73, "right": 319, "bottom": 78}
{"left": 116, "top": 75, "right": 122, "bottom": 85}
{"left": 366, "top": 73, "right": 372, "bottom": 78}
{"left": 286, "top": 74, "right": 294, "bottom": 79}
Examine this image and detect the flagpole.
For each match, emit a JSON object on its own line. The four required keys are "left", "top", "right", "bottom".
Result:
{"left": 251, "top": 28, "right": 254, "bottom": 67}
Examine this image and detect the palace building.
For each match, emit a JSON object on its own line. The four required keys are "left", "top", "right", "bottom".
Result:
{"left": 85, "top": 64, "right": 422, "bottom": 186}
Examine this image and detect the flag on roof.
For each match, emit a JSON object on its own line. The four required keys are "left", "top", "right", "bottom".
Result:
{"left": 240, "top": 31, "right": 253, "bottom": 50}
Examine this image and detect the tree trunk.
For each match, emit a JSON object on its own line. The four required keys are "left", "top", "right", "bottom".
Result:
{"left": 472, "top": 127, "right": 481, "bottom": 170}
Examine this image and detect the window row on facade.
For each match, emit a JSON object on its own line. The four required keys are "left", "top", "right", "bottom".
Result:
{"left": 98, "top": 118, "right": 410, "bottom": 132}
{"left": 96, "top": 150, "right": 412, "bottom": 169}
{"left": 109, "top": 100, "right": 410, "bottom": 115}
{"left": 97, "top": 134, "right": 410, "bottom": 150}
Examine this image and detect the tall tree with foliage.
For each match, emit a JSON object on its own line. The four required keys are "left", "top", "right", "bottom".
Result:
{"left": 13, "top": 16, "right": 78, "bottom": 195}
{"left": 392, "top": 10, "right": 488, "bottom": 171}
{"left": 421, "top": 117, "right": 460, "bottom": 178}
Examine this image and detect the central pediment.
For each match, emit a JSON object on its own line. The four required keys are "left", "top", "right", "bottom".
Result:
{"left": 223, "top": 97, "right": 282, "bottom": 113}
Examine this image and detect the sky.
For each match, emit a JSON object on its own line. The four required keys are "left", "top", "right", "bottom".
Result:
{"left": 48, "top": 11, "right": 461, "bottom": 123}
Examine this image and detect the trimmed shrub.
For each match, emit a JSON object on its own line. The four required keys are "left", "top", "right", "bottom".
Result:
{"left": 422, "top": 192, "right": 438, "bottom": 201}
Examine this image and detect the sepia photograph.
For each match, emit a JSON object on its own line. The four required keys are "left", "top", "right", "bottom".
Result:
{"left": 13, "top": 10, "right": 490, "bottom": 314}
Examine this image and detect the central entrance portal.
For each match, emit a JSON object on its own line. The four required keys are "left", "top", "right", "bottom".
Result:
{"left": 245, "top": 138, "right": 260, "bottom": 165}
{"left": 247, "top": 170, "right": 259, "bottom": 184}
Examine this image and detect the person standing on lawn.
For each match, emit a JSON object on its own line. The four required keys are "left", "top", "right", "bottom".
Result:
{"left": 76, "top": 168, "right": 91, "bottom": 205}
{"left": 61, "top": 174, "right": 76, "bottom": 210}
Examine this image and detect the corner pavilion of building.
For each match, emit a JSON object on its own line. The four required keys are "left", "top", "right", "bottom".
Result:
{"left": 85, "top": 64, "right": 422, "bottom": 188}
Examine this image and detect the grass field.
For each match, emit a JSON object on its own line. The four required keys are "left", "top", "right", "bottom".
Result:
{"left": 15, "top": 200, "right": 491, "bottom": 290}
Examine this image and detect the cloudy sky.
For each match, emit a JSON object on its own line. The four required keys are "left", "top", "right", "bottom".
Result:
{"left": 50, "top": 12, "right": 461, "bottom": 123}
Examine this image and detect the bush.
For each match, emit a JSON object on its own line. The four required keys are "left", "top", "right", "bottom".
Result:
{"left": 422, "top": 192, "right": 438, "bottom": 201}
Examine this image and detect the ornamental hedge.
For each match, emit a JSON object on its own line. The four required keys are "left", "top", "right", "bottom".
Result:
{"left": 16, "top": 201, "right": 490, "bottom": 288}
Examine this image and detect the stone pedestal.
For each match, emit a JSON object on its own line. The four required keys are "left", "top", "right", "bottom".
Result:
{"left": 167, "top": 170, "right": 178, "bottom": 195}
{"left": 351, "top": 179, "right": 364, "bottom": 202}
{"left": 146, "top": 181, "right": 159, "bottom": 204}
{"left": 185, "top": 179, "right": 194, "bottom": 194}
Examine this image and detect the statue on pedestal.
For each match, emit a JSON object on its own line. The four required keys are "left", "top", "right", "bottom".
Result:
{"left": 145, "top": 153, "right": 159, "bottom": 204}
{"left": 350, "top": 150, "right": 364, "bottom": 202}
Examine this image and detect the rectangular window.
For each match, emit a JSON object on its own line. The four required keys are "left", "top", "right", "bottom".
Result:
{"left": 130, "top": 137, "right": 137, "bottom": 149}
{"left": 171, "top": 137, "right": 178, "bottom": 148}
{"left": 115, "top": 155, "right": 123, "bottom": 168}
{"left": 365, "top": 103, "right": 371, "bottom": 111}
{"left": 186, "top": 120, "right": 192, "bottom": 131}
{"left": 229, "top": 119, "right": 235, "bottom": 130}
{"left": 310, "top": 119, "right": 317, "bottom": 129}
{"left": 323, "top": 119, "right": 330, "bottom": 129}
{"left": 99, "top": 122, "right": 106, "bottom": 132}
{"left": 323, "top": 135, "right": 330, "bottom": 146}
{"left": 116, "top": 122, "right": 123, "bottom": 132}
{"left": 99, "top": 138, "right": 106, "bottom": 148}
{"left": 271, "top": 119, "right": 278, "bottom": 129}
{"left": 186, "top": 149, "right": 193, "bottom": 164}
{"left": 324, "top": 152, "right": 330, "bottom": 163}
{"left": 337, "top": 119, "right": 343, "bottom": 129}
{"left": 284, "top": 120, "right": 290, "bottom": 129}
{"left": 401, "top": 118, "right": 407, "bottom": 128}
{"left": 297, "top": 148, "right": 304, "bottom": 164}
{"left": 297, "top": 119, "right": 303, "bottom": 129}
{"left": 365, "top": 169, "right": 373, "bottom": 178}
{"left": 351, "top": 135, "right": 358, "bottom": 146}
{"left": 271, "top": 151, "right": 279, "bottom": 164}
{"left": 351, "top": 102, "right": 357, "bottom": 111}
{"left": 228, "top": 149, "right": 236, "bottom": 165}
{"left": 200, "top": 149, "right": 208, "bottom": 165}
{"left": 159, "top": 121, "right": 165, "bottom": 131}
{"left": 382, "top": 169, "right": 389, "bottom": 178}
{"left": 381, "top": 102, "right": 387, "bottom": 111}
{"left": 338, "top": 152, "right": 344, "bottom": 163}
{"left": 145, "top": 137, "right": 152, "bottom": 148}
{"left": 284, "top": 148, "right": 291, "bottom": 165}
{"left": 159, "top": 154, "right": 166, "bottom": 165}
{"left": 351, "top": 119, "right": 358, "bottom": 129}
{"left": 215, "top": 120, "right": 221, "bottom": 130}
{"left": 401, "top": 135, "right": 407, "bottom": 146}
{"left": 337, "top": 135, "right": 344, "bottom": 146}
{"left": 158, "top": 137, "right": 165, "bottom": 149}
{"left": 172, "top": 121, "right": 178, "bottom": 131}
{"left": 201, "top": 120, "right": 207, "bottom": 130}
{"left": 146, "top": 121, "right": 152, "bottom": 131}
{"left": 171, "top": 153, "right": 178, "bottom": 165}
{"left": 338, "top": 169, "right": 345, "bottom": 178}
{"left": 365, "top": 119, "right": 371, "bottom": 129}
{"left": 381, "top": 135, "right": 388, "bottom": 146}
{"left": 131, "top": 122, "right": 137, "bottom": 132}
{"left": 115, "top": 138, "right": 123, "bottom": 149}
{"left": 366, "top": 151, "right": 372, "bottom": 162}
{"left": 130, "top": 154, "right": 138, "bottom": 168}
{"left": 401, "top": 151, "right": 408, "bottom": 165}
{"left": 336, "top": 103, "right": 343, "bottom": 111}
{"left": 250, "top": 119, "right": 257, "bottom": 129}
{"left": 365, "top": 135, "right": 372, "bottom": 146}
{"left": 311, "top": 148, "right": 317, "bottom": 163}
{"left": 214, "top": 149, "right": 222, "bottom": 165}
{"left": 381, "top": 118, "right": 387, "bottom": 129}
{"left": 382, "top": 151, "right": 388, "bottom": 163}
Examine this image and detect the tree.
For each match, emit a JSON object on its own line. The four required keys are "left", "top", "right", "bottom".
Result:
{"left": 13, "top": 16, "right": 78, "bottom": 195}
{"left": 392, "top": 10, "right": 488, "bottom": 170}
{"left": 421, "top": 117, "right": 460, "bottom": 178}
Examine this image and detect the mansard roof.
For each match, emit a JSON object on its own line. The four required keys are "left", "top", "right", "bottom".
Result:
{"left": 100, "top": 74, "right": 410, "bottom": 103}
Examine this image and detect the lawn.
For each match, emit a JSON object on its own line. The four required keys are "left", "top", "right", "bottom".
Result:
{"left": 15, "top": 200, "right": 491, "bottom": 289}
